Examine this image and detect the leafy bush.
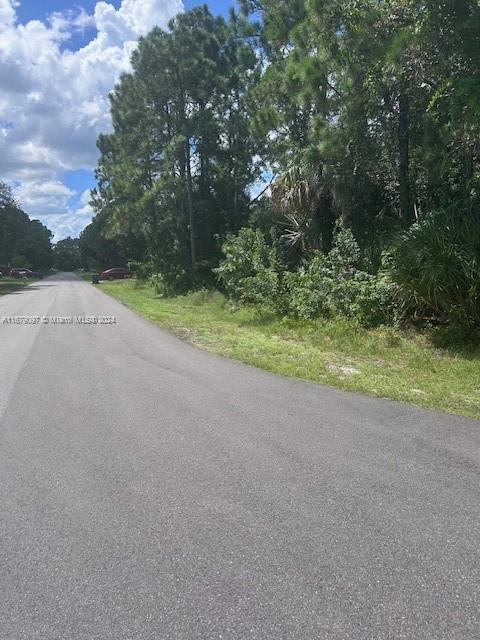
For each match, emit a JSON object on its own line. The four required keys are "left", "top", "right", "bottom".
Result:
{"left": 130, "top": 259, "right": 189, "bottom": 297}
{"left": 129, "top": 260, "right": 153, "bottom": 281}
{"left": 283, "top": 253, "right": 332, "bottom": 319}
{"left": 215, "top": 228, "right": 281, "bottom": 307}
{"left": 149, "top": 273, "right": 166, "bottom": 296}
{"left": 217, "top": 224, "right": 398, "bottom": 326}
{"left": 284, "top": 226, "right": 398, "bottom": 326}
{"left": 148, "top": 269, "right": 190, "bottom": 297}
{"left": 391, "top": 204, "right": 480, "bottom": 327}
{"left": 348, "top": 270, "right": 399, "bottom": 327}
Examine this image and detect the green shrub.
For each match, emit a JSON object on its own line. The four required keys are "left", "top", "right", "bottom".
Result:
{"left": 283, "top": 253, "right": 332, "bottom": 319}
{"left": 217, "top": 224, "right": 398, "bottom": 326}
{"left": 149, "top": 273, "right": 166, "bottom": 296}
{"left": 131, "top": 259, "right": 189, "bottom": 297}
{"left": 284, "top": 227, "right": 398, "bottom": 326}
{"left": 391, "top": 204, "right": 480, "bottom": 327}
{"left": 347, "top": 271, "right": 399, "bottom": 327}
{"left": 215, "top": 228, "right": 281, "bottom": 307}
{"left": 129, "top": 260, "right": 154, "bottom": 281}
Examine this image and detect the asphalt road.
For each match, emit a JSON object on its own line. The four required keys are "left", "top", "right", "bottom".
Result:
{"left": 0, "top": 273, "right": 479, "bottom": 639}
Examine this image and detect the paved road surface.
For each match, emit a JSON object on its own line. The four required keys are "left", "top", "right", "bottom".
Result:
{"left": 0, "top": 273, "right": 479, "bottom": 639}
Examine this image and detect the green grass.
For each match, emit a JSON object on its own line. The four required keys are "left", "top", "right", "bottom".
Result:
{"left": 0, "top": 276, "right": 35, "bottom": 296}
{"left": 98, "top": 279, "right": 480, "bottom": 420}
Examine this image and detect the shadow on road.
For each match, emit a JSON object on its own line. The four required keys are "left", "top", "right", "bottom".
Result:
{"left": 6, "top": 284, "right": 55, "bottom": 294}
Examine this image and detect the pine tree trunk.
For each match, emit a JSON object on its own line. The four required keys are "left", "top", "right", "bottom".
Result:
{"left": 185, "top": 137, "right": 196, "bottom": 272}
{"left": 398, "top": 93, "right": 413, "bottom": 225}
{"left": 464, "top": 148, "right": 474, "bottom": 184}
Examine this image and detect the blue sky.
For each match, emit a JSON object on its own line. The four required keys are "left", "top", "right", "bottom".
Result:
{"left": 16, "top": 1, "right": 235, "bottom": 43}
{"left": 0, "top": 0, "right": 237, "bottom": 239}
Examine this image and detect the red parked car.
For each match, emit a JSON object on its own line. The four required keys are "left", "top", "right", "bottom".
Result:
{"left": 10, "top": 268, "right": 36, "bottom": 278}
{"left": 100, "top": 267, "right": 134, "bottom": 281}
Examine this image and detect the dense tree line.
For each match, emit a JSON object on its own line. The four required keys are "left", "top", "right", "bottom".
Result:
{"left": 0, "top": 182, "right": 85, "bottom": 272}
{"left": 85, "top": 6, "right": 261, "bottom": 291}
{"left": 0, "top": 182, "right": 53, "bottom": 270}
{"left": 83, "top": 1, "right": 480, "bottom": 329}
{"left": 52, "top": 237, "right": 81, "bottom": 272}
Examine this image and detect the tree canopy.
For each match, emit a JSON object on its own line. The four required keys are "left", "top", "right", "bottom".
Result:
{"left": 0, "top": 182, "right": 53, "bottom": 270}
{"left": 83, "top": 1, "right": 480, "bottom": 328}
{"left": 88, "top": 6, "right": 262, "bottom": 290}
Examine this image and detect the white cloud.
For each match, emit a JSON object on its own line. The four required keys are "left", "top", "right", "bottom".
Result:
{"left": 14, "top": 179, "right": 75, "bottom": 214}
{"left": 44, "top": 189, "right": 96, "bottom": 240}
{"left": 0, "top": 0, "right": 184, "bottom": 238}
{"left": 0, "top": 0, "right": 17, "bottom": 27}
{"left": 70, "top": 8, "right": 96, "bottom": 31}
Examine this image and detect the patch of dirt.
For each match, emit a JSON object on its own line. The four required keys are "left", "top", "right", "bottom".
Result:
{"left": 327, "top": 364, "right": 361, "bottom": 377}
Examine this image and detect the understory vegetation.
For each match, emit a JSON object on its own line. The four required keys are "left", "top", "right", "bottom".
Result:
{"left": 215, "top": 225, "right": 398, "bottom": 327}
{"left": 80, "top": 1, "right": 480, "bottom": 348}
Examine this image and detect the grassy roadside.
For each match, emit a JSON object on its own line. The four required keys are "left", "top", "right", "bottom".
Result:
{"left": 0, "top": 276, "right": 36, "bottom": 296}
{"left": 98, "top": 279, "right": 480, "bottom": 420}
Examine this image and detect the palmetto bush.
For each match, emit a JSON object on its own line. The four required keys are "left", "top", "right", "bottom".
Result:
{"left": 391, "top": 205, "right": 480, "bottom": 326}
